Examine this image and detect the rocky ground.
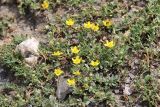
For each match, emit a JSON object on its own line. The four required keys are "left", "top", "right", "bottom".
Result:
{"left": 0, "top": 0, "right": 160, "bottom": 107}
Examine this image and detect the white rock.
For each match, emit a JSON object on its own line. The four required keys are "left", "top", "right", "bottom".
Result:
{"left": 16, "top": 38, "right": 39, "bottom": 66}
{"left": 16, "top": 38, "right": 39, "bottom": 57}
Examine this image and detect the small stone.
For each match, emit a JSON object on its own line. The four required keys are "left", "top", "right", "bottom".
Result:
{"left": 26, "top": 104, "right": 33, "bottom": 107}
{"left": 56, "top": 76, "right": 72, "bottom": 101}
{"left": 125, "top": 77, "right": 131, "bottom": 84}
{"left": 123, "top": 84, "right": 132, "bottom": 95}
{"left": 87, "top": 102, "right": 96, "bottom": 107}
{"left": 114, "top": 89, "right": 119, "bottom": 94}
{"left": 129, "top": 73, "right": 135, "bottom": 79}
{"left": 137, "top": 1, "right": 147, "bottom": 7}
{"left": 0, "top": 67, "right": 9, "bottom": 84}
{"left": 98, "top": 101, "right": 106, "bottom": 107}
{"left": 135, "top": 104, "right": 143, "bottom": 107}
{"left": 157, "top": 79, "right": 160, "bottom": 84}
{"left": 71, "top": 38, "right": 79, "bottom": 45}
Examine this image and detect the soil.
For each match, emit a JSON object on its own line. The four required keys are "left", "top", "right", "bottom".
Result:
{"left": 0, "top": 3, "right": 48, "bottom": 45}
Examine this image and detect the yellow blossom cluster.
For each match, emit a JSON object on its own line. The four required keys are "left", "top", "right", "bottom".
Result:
{"left": 52, "top": 46, "right": 101, "bottom": 77}
{"left": 52, "top": 41, "right": 115, "bottom": 67}
{"left": 65, "top": 18, "right": 112, "bottom": 31}
{"left": 53, "top": 68, "right": 76, "bottom": 86}
{"left": 83, "top": 21, "right": 99, "bottom": 31}
{"left": 52, "top": 18, "right": 115, "bottom": 88}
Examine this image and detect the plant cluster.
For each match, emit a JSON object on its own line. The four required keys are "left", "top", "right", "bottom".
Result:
{"left": 0, "top": 0, "right": 160, "bottom": 106}
{"left": 0, "top": 18, "right": 10, "bottom": 38}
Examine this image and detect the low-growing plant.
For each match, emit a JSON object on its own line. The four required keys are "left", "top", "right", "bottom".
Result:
{"left": 0, "top": 18, "right": 10, "bottom": 38}
{"left": 0, "top": 0, "right": 160, "bottom": 106}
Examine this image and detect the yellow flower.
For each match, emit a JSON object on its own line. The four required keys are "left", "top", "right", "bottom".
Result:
{"left": 72, "top": 56, "right": 82, "bottom": 64}
{"left": 73, "top": 70, "right": 81, "bottom": 76}
{"left": 54, "top": 68, "right": 64, "bottom": 76}
{"left": 52, "top": 51, "right": 63, "bottom": 56}
{"left": 83, "top": 21, "right": 93, "bottom": 29}
{"left": 103, "top": 19, "right": 112, "bottom": 27}
{"left": 67, "top": 78, "right": 76, "bottom": 86}
{"left": 71, "top": 46, "right": 80, "bottom": 54}
{"left": 66, "top": 18, "right": 75, "bottom": 26}
{"left": 41, "top": 0, "right": 49, "bottom": 9}
{"left": 104, "top": 40, "right": 115, "bottom": 48}
{"left": 90, "top": 60, "right": 100, "bottom": 67}
{"left": 91, "top": 24, "right": 99, "bottom": 31}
